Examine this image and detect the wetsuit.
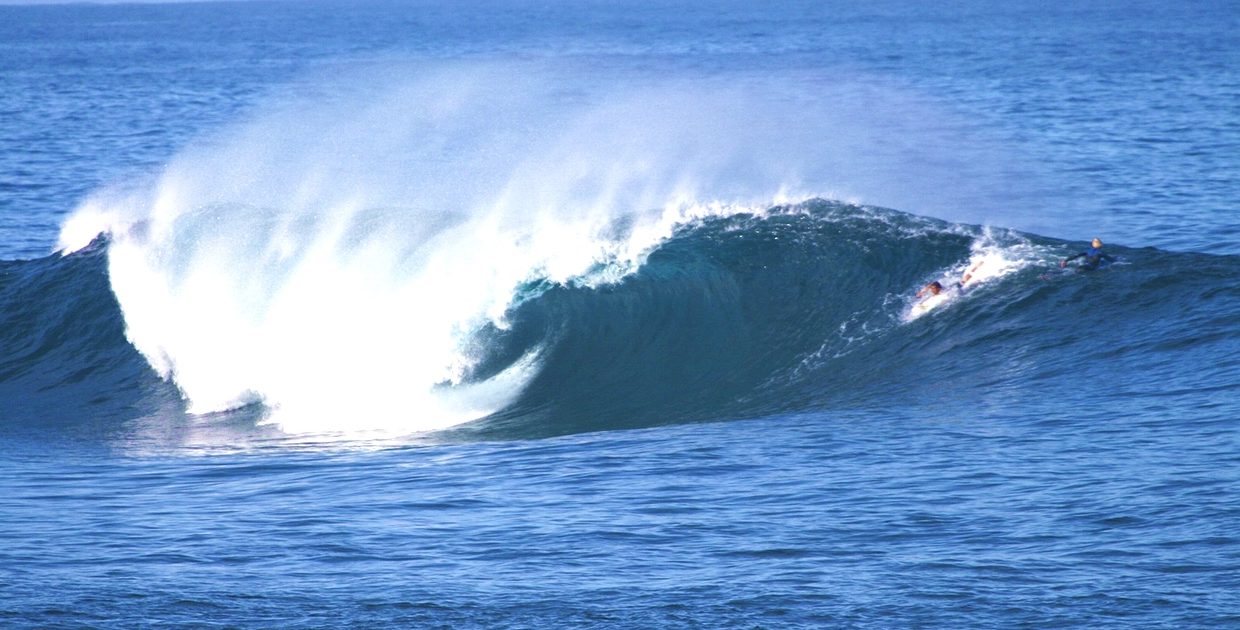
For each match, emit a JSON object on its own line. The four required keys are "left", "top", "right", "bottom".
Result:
{"left": 1063, "top": 246, "right": 1114, "bottom": 271}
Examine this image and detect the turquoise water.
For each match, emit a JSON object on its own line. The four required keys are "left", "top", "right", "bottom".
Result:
{"left": 1, "top": 1, "right": 1238, "bottom": 627}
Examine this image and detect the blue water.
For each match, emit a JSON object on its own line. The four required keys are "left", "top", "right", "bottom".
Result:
{"left": 2, "top": 1, "right": 1239, "bottom": 627}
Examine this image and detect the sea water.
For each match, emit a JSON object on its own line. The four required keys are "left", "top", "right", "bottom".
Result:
{"left": 1, "top": 1, "right": 1237, "bottom": 627}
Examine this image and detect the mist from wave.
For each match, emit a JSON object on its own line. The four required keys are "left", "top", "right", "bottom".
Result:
{"left": 53, "top": 61, "right": 1049, "bottom": 437}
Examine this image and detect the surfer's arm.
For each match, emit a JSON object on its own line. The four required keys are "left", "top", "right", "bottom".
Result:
{"left": 1060, "top": 252, "right": 1084, "bottom": 268}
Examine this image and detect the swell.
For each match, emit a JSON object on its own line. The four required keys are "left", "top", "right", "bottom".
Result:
{"left": 4, "top": 202, "right": 1238, "bottom": 443}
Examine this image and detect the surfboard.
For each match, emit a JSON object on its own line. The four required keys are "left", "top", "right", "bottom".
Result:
{"left": 911, "top": 292, "right": 949, "bottom": 316}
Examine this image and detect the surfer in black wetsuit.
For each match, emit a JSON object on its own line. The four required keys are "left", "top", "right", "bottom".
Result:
{"left": 1060, "top": 237, "right": 1114, "bottom": 271}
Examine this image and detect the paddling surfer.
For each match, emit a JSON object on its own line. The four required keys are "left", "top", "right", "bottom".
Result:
{"left": 1060, "top": 238, "right": 1114, "bottom": 271}
{"left": 916, "top": 281, "right": 944, "bottom": 299}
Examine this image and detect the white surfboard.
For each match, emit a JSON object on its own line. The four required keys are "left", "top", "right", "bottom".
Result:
{"left": 911, "top": 291, "right": 949, "bottom": 317}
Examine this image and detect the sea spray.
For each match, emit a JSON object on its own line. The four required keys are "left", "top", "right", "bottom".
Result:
{"left": 55, "top": 64, "right": 801, "bottom": 434}
{"left": 55, "top": 61, "right": 1041, "bottom": 435}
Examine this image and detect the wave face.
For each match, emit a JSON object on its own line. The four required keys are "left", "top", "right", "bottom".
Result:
{"left": 467, "top": 202, "right": 987, "bottom": 437}
{"left": 7, "top": 199, "right": 1239, "bottom": 443}
{"left": 463, "top": 202, "right": 1240, "bottom": 439}
{"left": 0, "top": 240, "right": 172, "bottom": 439}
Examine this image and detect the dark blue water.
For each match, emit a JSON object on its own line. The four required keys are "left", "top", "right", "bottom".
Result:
{"left": 2, "top": 1, "right": 1238, "bottom": 628}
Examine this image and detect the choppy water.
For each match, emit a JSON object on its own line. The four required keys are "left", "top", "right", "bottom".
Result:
{"left": 1, "top": 1, "right": 1238, "bottom": 628}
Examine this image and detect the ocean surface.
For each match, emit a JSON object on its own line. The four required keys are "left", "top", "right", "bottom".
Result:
{"left": 2, "top": 1, "right": 1238, "bottom": 627}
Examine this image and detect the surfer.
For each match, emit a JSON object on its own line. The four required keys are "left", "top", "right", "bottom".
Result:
{"left": 912, "top": 280, "right": 955, "bottom": 315}
{"left": 916, "top": 281, "right": 944, "bottom": 299}
{"left": 1060, "top": 238, "right": 1114, "bottom": 271}
{"left": 922, "top": 261, "right": 982, "bottom": 297}
{"left": 914, "top": 259, "right": 988, "bottom": 312}
{"left": 912, "top": 280, "right": 946, "bottom": 313}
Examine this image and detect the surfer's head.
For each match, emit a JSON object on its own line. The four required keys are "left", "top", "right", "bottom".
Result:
{"left": 927, "top": 281, "right": 942, "bottom": 295}
{"left": 1092, "top": 237, "right": 1103, "bottom": 249}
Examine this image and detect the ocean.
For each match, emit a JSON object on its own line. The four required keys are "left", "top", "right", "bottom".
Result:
{"left": 1, "top": 1, "right": 1238, "bottom": 627}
